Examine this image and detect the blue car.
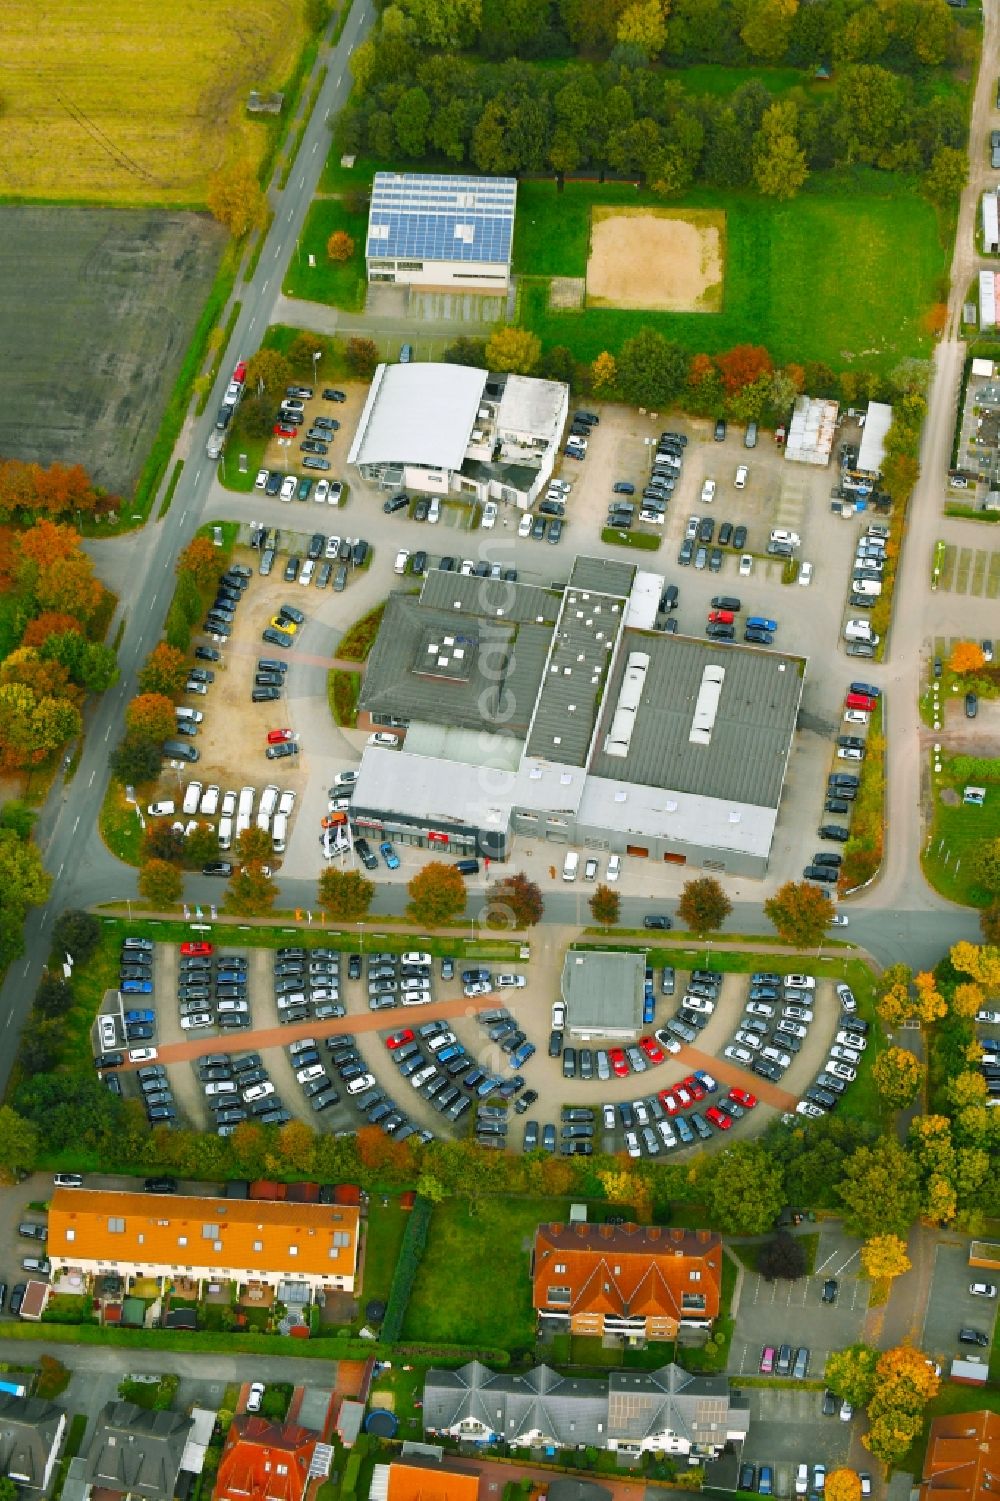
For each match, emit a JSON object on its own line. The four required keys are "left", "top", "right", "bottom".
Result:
{"left": 510, "top": 1042, "right": 536, "bottom": 1068}
{"left": 124, "top": 1008, "right": 155, "bottom": 1025}
{"left": 121, "top": 980, "right": 153, "bottom": 994}
{"left": 746, "top": 615, "right": 777, "bottom": 632}
{"left": 643, "top": 994, "right": 655, "bottom": 1024}
{"left": 849, "top": 680, "right": 881, "bottom": 698}
{"left": 694, "top": 1069, "right": 719, "bottom": 1093}
{"left": 379, "top": 840, "right": 400, "bottom": 870}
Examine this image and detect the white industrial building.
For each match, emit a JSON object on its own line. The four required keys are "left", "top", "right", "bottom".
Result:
{"left": 347, "top": 362, "right": 568, "bottom": 509}
{"left": 981, "top": 268, "right": 997, "bottom": 331}
{"left": 985, "top": 191, "right": 1000, "bottom": 254}
{"left": 856, "top": 400, "right": 893, "bottom": 478}
{"left": 365, "top": 172, "right": 517, "bottom": 292}
{"left": 784, "top": 395, "right": 839, "bottom": 466}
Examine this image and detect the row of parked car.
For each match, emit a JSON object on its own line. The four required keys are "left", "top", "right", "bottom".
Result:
{"left": 804, "top": 684, "right": 883, "bottom": 886}
{"left": 609, "top": 428, "right": 686, "bottom": 532}
{"left": 328, "top": 1030, "right": 435, "bottom": 1138}
{"left": 273, "top": 945, "right": 346, "bottom": 1026}
{"left": 177, "top": 945, "right": 252, "bottom": 1035}
{"left": 841, "top": 523, "right": 890, "bottom": 621}
{"left": 366, "top": 948, "right": 438, "bottom": 1012}
{"left": 158, "top": 563, "right": 254, "bottom": 767}
{"left": 194, "top": 1049, "right": 291, "bottom": 1132}
{"left": 255, "top": 470, "right": 344, "bottom": 505}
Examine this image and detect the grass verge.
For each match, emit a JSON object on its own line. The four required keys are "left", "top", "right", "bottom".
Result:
{"left": 195, "top": 300, "right": 243, "bottom": 416}
{"left": 600, "top": 526, "right": 661, "bottom": 551}
{"left": 329, "top": 668, "right": 361, "bottom": 727}
{"left": 158, "top": 460, "right": 185, "bottom": 520}
{"left": 922, "top": 752, "right": 1000, "bottom": 905}
{"left": 283, "top": 198, "right": 369, "bottom": 309}
{"left": 337, "top": 601, "right": 386, "bottom": 660}
{"left": 99, "top": 783, "right": 146, "bottom": 866}
{"left": 838, "top": 697, "right": 885, "bottom": 893}
{"left": 244, "top": 210, "right": 275, "bottom": 283}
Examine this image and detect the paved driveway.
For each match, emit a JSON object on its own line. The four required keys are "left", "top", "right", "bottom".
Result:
{"left": 920, "top": 1240, "right": 998, "bottom": 1367}
{"left": 729, "top": 1232, "right": 868, "bottom": 1380}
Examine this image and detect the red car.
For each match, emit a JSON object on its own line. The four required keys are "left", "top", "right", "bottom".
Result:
{"left": 273, "top": 423, "right": 297, "bottom": 438}
{"left": 232, "top": 361, "right": 247, "bottom": 384}
{"left": 609, "top": 1048, "right": 629, "bottom": 1078}
{"left": 267, "top": 729, "right": 294, "bottom": 745}
{"left": 180, "top": 940, "right": 213, "bottom": 957}
{"left": 659, "top": 1089, "right": 680, "bottom": 1115}
{"left": 708, "top": 609, "right": 734, "bottom": 625}
{"left": 675, "top": 1084, "right": 693, "bottom": 1109}
{"left": 705, "top": 1105, "right": 731, "bottom": 1131}
{"left": 729, "top": 1086, "right": 758, "bottom": 1109}
{"left": 682, "top": 1073, "right": 706, "bottom": 1101}
{"left": 385, "top": 1028, "right": 414, "bottom": 1051}
{"left": 639, "top": 1035, "right": 665, "bottom": 1064}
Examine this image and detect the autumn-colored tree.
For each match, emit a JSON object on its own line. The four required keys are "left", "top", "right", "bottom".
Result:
{"left": 327, "top": 230, "right": 355, "bottom": 262}
{"left": 913, "top": 970, "right": 947, "bottom": 1027}
{"left": 677, "top": 876, "right": 732, "bottom": 934}
{"left": 860, "top": 1233, "right": 911, "bottom": 1284}
{"left": 0, "top": 648, "right": 76, "bottom": 704}
{"left": 763, "top": 881, "right": 834, "bottom": 946}
{"left": 950, "top": 941, "right": 1000, "bottom": 990}
{"left": 591, "top": 351, "right": 617, "bottom": 393}
{"left": 176, "top": 536, "right": 221, "bottom": 592}
{"left": 318, "top": 866, "right": 375, "bottom": 922}
{"left": 589, "top": 883, "right": 620, "bottom": 926}
{"left": 143, "top": 824, "right": 186, "bottom": 864}
{"left": 225, "top": 862, "right": 278, "bottom": 917}
{"left": 138, "top": 859, "right": 183, "bottom": 908}
{"left": 882, "top": 451, "right": 920, "bottom": 499}
{"left": 948, "top": 640, "right": 985, "bottom": 674}
{"left": 948, "top": 1069, "right": 988, "bottom": 1111}
{"left": 207, "top": 159, "right": 267, "bottom": 238}
{"left": 0, "top": 683, "right": 81, "bottom": 770}
{"left": 235, "top": 826, "right": 274, "bottom": 865}
{"left": 864, "top": 1344, "right": 941, "bottom": 1464}
{"left": 863, "top": 1407, "right": 923, "bottom": 1467}
{"left": 346, "top": 337, "right": 380, "bottom": 379}
{"left": 138, "top": 643, "right": 188, "bottom": 698}
{"left": 407, "top": 861, "right": 467, "bottom": 926}
{"left": 923, "top": 303, "right": 948, "bottom": 336}
{"left": 21, "top": 612, "right": 83, "bottom": 648}
{"left": 125, "top": 693, "right": 176, "bottom": 744}
{"left": 824, "top": 1343, "right": 879, "bottom": 1409}
{"left": 487, "top": 872, "right": 544, "bottom": 928}
{"left": 972, "top": 840, "right": 1000, "bottom": 895}
{"left": 752, "top": 100, "right": 808, "bottom": 201}
{"left": 824, "top": 1471, "right": 861, "bottom": 1501}
{"left": 716, "top": 344, "right": 774, "bottom": 395}
{"left": 617, "top": 0, "right": 667, "bottom": 55}
{"left": 244, "top": 348, "right": 294, "bottom": 397}
{"left": 276, "top": 1120, "right": 316, "bottom": 1173}
{"left": 951, "top": 980, "right": 985, "bottom": 1019}
{"left": 33, "top": 461, "right": 98, "bottom": 518}
{"left": 15, "top": 519, "right": 81, "bottom": 576}
{"left": 874, "top": 962, "right": 913, "bottom": 1028}
{"left": 34, "top": 557, "right": 104, "bottom": 623}
{"left": 870, "top": 1047, "right": 924, "bottom": 1112}
{"left": 485, "top": 325, "right": 542, "bottom": 376}
{"left": 287, "top": 332, "right": 326, "bottom": 375}
{"left": 0, "top": 459, "right": 38, "bottom": 519}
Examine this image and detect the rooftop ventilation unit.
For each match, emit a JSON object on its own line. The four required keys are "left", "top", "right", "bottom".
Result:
{"left": 689, "top": 664, "right": 726, "bottom": 746}
{"left": 604, "top": 651, "right": 649, "bottom": 758}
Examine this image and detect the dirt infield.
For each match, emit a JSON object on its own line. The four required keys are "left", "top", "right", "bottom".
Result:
{"left": 0, "top": 0, "right": 305, "bottom": 204}
{"left": 586, "top": 206, "right": 725, "bottom": 312}
{"left": 0, "top": 206, "right": 225, "bottom": 493}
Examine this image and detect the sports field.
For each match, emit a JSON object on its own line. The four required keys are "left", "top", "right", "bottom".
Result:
{"left": 0, "top": 0, "right": 307, "bottom": 204}
{"left": 0, "top": 207, "right": 225, "bottom": 494}
{"left": 514, "top": 174, "right": 946, "bottom": 373}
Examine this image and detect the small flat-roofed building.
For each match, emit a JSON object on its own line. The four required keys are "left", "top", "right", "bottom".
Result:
{"left": 856, "top": 400, "right": 893, "bottom": 479}
{"left": 366, "top": 173, "right": 516, "bottom": 292}
{"left": 348, "top": 364, "right": 567, "bottom": 508}
{"left": 784, "top": 395, "right": 839, "bottom": 466}
{"left": 561, "top": 951, "right": 645, "bottom": 1040}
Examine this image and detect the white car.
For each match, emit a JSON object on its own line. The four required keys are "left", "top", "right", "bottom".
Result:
{"left": 552, "top": 1001, "right": 566, "bottom": 1027}
{"left": 685, "top": 995, "right": 715, "bottom": 1014}
{"left": 460, "top": 559, "right": 475, "bottom": 575}
{"left": 603, "top": 1104, "right": 616, "bottom": 1130}
{"left": 314, "top": 479, "right": 330, "bottom": 503}
{"left": 835, "top": 1027, "right": 865, "bottom": 1049}
{"left": 796, "top": 1465, "right": 809, "bottom": 1496}
{"left": 481, "top": 501, "right": 498, "bottom": 529}
{"left": 584, "top": 858, "right": 599, "bottom": 880}
{"left": 221, "top": 790, "right": 237, "bottom": 817}
{"left": 734, "top": 465, "right": 748, "bottom": 489}
{"left": 799, "top": 561, "right": 813, "bottom": 586}
{"left": 624, "top": 1130, "right": 641, "bottom": 1158}
{"left": 826, "top": 1059, "right": 856, "bottom": 1082}
{"left": 277, "top": 789, "right": 296, "bottom": 815}
{"left": 200, "top": 785, "right": 220, "bottom": 816}
{"left": 724, "top": 1044, "right": 754, "bottom": 1065}
{"left": 346, "top": 1073, "right": 376, "bottom": 1095}
{"left": 244, "top": 1082, "right": 275, "bottom": 1103}
{"left": 734, "top": 1029, "right": 763, "bottom": 1052}
{"left": 246, "top": 1382, "right": 265, "bottom": 1414}
{"left": 496, "top": 973, "right": 526, "bottom": 989}
{"left": 147, "top": 800, "right": 175, "bottom": 817}
{"left": 333, "top": 770, "right": 357, "bottom": 790}
{"left": 686, "top": 515, "right": 700, "bottom": 540}
{"left": 518, "top": 513, "right": 533, "bottom": 538}
{"left": 325, "top": 535, "right": 341, "bottom": 558}
{"left": 701, "top": 479, "right": 717, "bottom": 504}
{"left": 180, "top": 1013, "right": 212, "bottom": 1030}
{"left": 830, "top": 914, "right": 849, "bottom": 927}
{"left": 368, "top": 732, "right": 399, "bottom": 749}
{"left": 254, "top": 469, "right": 269, "bottom": 491}
{"left": 830, "top": 1043, "right": 861, "bottom": 1066}
{"left": 970, "top": 1282, "right": 997, "bottom": 1297}
{"left": 428, "top": 498, "right": 440, "bottom": 523}
{"left": 976, "top": 1008, "right": 1000, "bottom": 1023}
{"left": 299, "top": 559, "right": 315, "bottom": 586}
{"left": 843, "top": 708, "right": 869, "bottom": 725}
{"left": 99, "top": 1015, "right": 118, "bottom": 1050}
{"left": 401, "top": 951, "right": 431, "bottom": 967}
{"left": 836, "top": 983, "right": 857, "bottom": 1012}
{"left": 653, "top": 1029, "right": 683, "bottom": 1054}
{"left": 796, "top": 1101, "right": 825, "bottom": 1119}
{"left": 223, "top": 381, "right": 241, "bottom": 407}
{"left": 739, "top": 553, "right": 753, "bottom": 576}
{"left": 607, "top": 854, "right": 621, "bottom": 881}
{"left": 280, "top": 476, "right": 296, "bottom": 502}
{"left": 785, "top": 974, "right": 815, "bottom": 989}
{"left": 394, "top": 548, "right": 410, "bottom": 575}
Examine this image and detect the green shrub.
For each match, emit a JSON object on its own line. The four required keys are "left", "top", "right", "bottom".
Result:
{"left": 382, "top": 1195, "right": 432, "bottom": 1342}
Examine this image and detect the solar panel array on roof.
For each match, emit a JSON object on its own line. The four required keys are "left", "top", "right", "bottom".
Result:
{"left": 367, "top": 173, "right": 517, "bottom": 266}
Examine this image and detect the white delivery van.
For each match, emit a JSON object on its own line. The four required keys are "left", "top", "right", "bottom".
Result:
{"left": 844, "top": 619, "right": 875, "bottom": 642}
{"left": 238, "top": 785, "right": 255, "bottom": 819}
{"left": 200, "top": 784, "right": 220, "bottom": 816}
{"left": 175, "top": 707, "right": 203, "bottom": 724}
{"left": 272, "top": 812, "right": 288, "bottom": 853}
{"left": 562, "top": 851, "right": 579, "bottom": 881}
{"left": 259, "top": 784, "right": 280, "bottom": 819}
{"left": 182, "top": 781, "right": 203, "bottom": 816}
{"left": 255, "top": 811, "right": 271, "bottom": 834}
{"left": 218, "top": 817, "right": 233, "bottom": 851}
{"left": 854, "top": 579, "right": 881, "bottom": 596}
{"left": 235, "top": 811, "right": 251, "bottom": 838}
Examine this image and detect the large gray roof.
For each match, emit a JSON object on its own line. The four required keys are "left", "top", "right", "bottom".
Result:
{"left": 568, "top": 556, "right": 634, "bottom": 596}
{"left": 525, "top": 586, "right": 626, "bottom": 767}
{"left": 347, "top": 363, "right": 488, "bottom": 471}
{"left": 561, "top": 950, "right": 645, "bottom": 1033}
{"left": 83, "top": 1402, "right": 191, "bottom": 1501}
{"left": 0, "top": 1393, "right": 64, "bottom": 1490}
{"left": 419, "top": 569, "right": 561, "bottom": 624}
{"left": 589, "top": 630, "right": 803, "bottom": 809}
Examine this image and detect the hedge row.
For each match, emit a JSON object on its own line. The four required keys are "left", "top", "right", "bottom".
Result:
{"left": 382, "top": 1193, "right": 433, "bottom": 1342}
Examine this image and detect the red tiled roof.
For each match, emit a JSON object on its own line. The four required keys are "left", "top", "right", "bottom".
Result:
{"left": 214, "top": 1417, "right": 316, "bottom": 1501}
{"left": 921, "top": 1411, "right": 1000, "bottom": 1501}
{"left": 532, "top": 1222, "right": 722, "bottom": 1322}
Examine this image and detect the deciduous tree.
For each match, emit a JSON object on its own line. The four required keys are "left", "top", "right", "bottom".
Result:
{"left": 824, "top": 1471, "right": 861, "bottom": 1501}
{"left": 235, "top": 826, "right": 274, "bottom": 866}
{"left": 758, "top": 1231, "right": 807, "bottom": 1280}
{"left": 950, "top": 980, "right": 986, "bottom": 1019}
{"left": 741, "top": 0, "right": 799, "bottom": 61}
{"left": 589, "top": 883, "right": 620, "bottom": 926}
{"left": 837, "top": 1136, "right": 921, "bottom": 1239}
{"left": 487, "top": 872, "right": 544, "bottom": 927}
{"left": 207, "top": 159, "right": 267, "bottom": 238}
{"left": 138, "top": 643, "right": 188, "bottom": 698}
{"left": 225, "top": 862, "right": 278, "bottom": 917}
{"left": 981, "top": 903, "right": 1000, "bottom": 944}
{"left": 407, "top": 862, "right": 467, "bottom": 926}
{"left": 110, "top": 735, "right": 162, "bottom": 786}
{"left": 34, "top": 557, "right": 105, "bottom": 623}
{"left": 913, "top": 970, "right": 947, "bottom": 1027}
{"left": 52, "top": 909, "right": 100, "bottom": 963}
{"left": 677, "top": 876, "right": 732, "bottom": 934}
{"left": 185, "top": 823, "right": 220, "bottom": 867}
{"left": 870, "top": 1047, "right": 924, "bottom": 1112}
{"left": 327, "top": 230, "right": 356, "bottom": 262}
{"left": 753, "top": 100, "right": 808, "bottom": 200}
{"left": 617, "top": 330, "right": 690, "bottom": 408}
{"left": 617, "top": 0, "right": 668, "bottom": 56}
{"left": 346, "top": 337, "right": 380, "bottom": 379}
{"left": 485, "top": 325, "right": 542, "bottom": 376}
{"left": 442, "top": 336, "right": 487, "bottom": 367}
{"left": 824, "top": 1342, "right": 879, "bottom": 1409}
{"left": 591, "top": 352, "right": 617, "bottom": 393}
{"left": 318, "top": 867, "right": 375, "bottom": 922}
{"left": 0, "top": 1105, "right": 39, "bottom": 1183}
{"left": 21, "top": 612, "right": 83, "bottom": 648}
{"left": 763, "top": 881, "right": 834, "bottom": 945}
{"left": 34, "top": 974, "right": 74, "bottom": 1017}
{"left": 923, "top": 146, "right": 967, "bottom": 207}
{"left": 125, "top": 693, "right": 176, "bottom": 745}
{"left": 860, "top": 1233, "right": 911, "bottom": 1284}
{"left": 874, "top": 962, "right": 913, "bottom": 1027}
{"left": 287, "top": 333, "right": 326, "bottom": 375}
{"left": 704, "top": 1141, "right": 785, "bottom": 1234}
{"left": 244, "top": 349, "right": 293, "bottom": 396}
{"left": 971, "top": 840, "right": 1000, "bottom": 895}
{"left": 0, "top": 683, "right": 81, "bottom": 770}
{"left": 176, "top": 536, "right": 220, "bottom": 591}
{"left": 716, "top": 344, "right": 774, "bottom": 395}
{"left": 40, "top": 634, "right": 118, "bottom": 694}
{"left": 948, "top": 640, "right": 985, "bottom": 673}
{"left": 951, "top": 941, "right": 1000, "bottom": 990}
{"left": 139, "top": 859, "right": 183, "bottom": 908}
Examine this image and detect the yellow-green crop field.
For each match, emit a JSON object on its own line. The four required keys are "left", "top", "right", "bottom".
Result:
{"left": 0, "top": 0, "right": 308, "bottom": 205}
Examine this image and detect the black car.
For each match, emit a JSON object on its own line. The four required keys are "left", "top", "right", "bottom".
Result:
{"left": 383, "top": 493, "right": 409, "bottom": 514}
{"left": 144, "top": 1176, "right": 178, "bottom": 1193}
{"left": 307, "top": 533, "right": 325, "bottom": 560}
{"left": 744, "top": 627, "right": 773, "bottom": 645}
{"left": 706, "top": 623, "right": 734, "bottom": 640}
{"left": 732, "top": 524, "right": 748, "bottom": 548}
{"left": 10, "top": 1283, "right": 27, "bottom": 1316}
{"left": 194, "top": 645, "right": 221, "bottom": 662}
{"left": 718, "top": 521, "right": 733, "bottom": 547}
{"left": 413, "top": 498, "right": 429, "bottom": 522}
{"left": 698, "top": 517, "right": 714, "bottom": 544}
{"left": 714, "top": 418, "right": 727, "bottom": 441}
{"left": 347, "top": 953, "right": 362, "bottom": 980}
{"left": 323, "top": 388, "right": 347, "bottom": 402}
{"left": 411, "top": 550, "right": 427, "bottom": 575}
{"left": 643, "top": 914, "right": 671, "bottom": 930}
{"left": 818, "top": 825, "right": 850, "bottom": 842}
{"left": 252, "top": 686, "right": 281, "bottom": 702}
{"left": 548, "top": 519, "right": 563, "bottom": 544}
{"left": 261, "top": 628, "right": 293, "bottom": 650}
{"left": 825, "top": 796, "right": 850, "bottom": 814}
{"left": 202, "top": 861, "right": 233, "bottom": 877}
{"left": 354, "top": 837, "right": 378, "bottom": 871}
{"left": 966, "top": 692, "right": 978, "bottom": 718}
{"left": 678, "top": 538, "right": 694, "bottom": 566}
{"left": 532, "top": 516, "right": 547, "bottom": 540}
{"left": 711, "top": 595, "right": 741, "bottom": 611}
{"left": 283, "top": 557, "right": 300, "bottom": 582}
{"left": 803, "top": 864, "right": 837, "bottom": 882}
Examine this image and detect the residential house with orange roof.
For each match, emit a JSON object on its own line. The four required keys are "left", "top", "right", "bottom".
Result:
{"left": 214, "top": 1416, "right": 318, "bottom": 1501}
{"left": 46, "top": 1188, "right": 359, "bottom": 1304}
{"left": 370, "top": 1455, "right": 480, "bottom": 1501}
{"left": 919, "top": 1410, "right": 1000, "bottom": 1501}
{"left": 532, "top": 1223, "right": 722, "bottom": 1343}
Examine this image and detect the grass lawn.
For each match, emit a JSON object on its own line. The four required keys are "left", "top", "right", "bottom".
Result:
{"left": 678, "top": 64, "right": 814, "bottom": 97}
{"left": 284, "top": 198, "right": 369, "bottom": 309}
{"left": 922, "top": 754, "right": 1000, "bottom": 906}
{"left": 368, "top": 1361, "right": 426, "bottom": 1440}
{"left": 217, "top": 433, "right": 268, "bottom": 494}
{"left": 515, "top": 172, "right": 945, "bottom": 373}
{"left": 403, "top": 1195, "right": 572, "bottom": 1348}
{"left": 361, "top": 1198, "right": 410, "bottom": 1308}
{"left": 567, "top": 1336, "right": 677, "bottom": 1370}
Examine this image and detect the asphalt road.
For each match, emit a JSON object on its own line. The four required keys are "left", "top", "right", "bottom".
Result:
{"left": 0, "top": 0, "right": 993, "bottom": 1097}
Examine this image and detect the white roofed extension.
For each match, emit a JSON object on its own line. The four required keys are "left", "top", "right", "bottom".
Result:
{"left": 348, "top": 363, "right": 489, "bottom": 471}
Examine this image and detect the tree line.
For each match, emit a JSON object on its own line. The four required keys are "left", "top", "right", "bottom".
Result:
{"left": 342, "top": 2, "right": 969, "bottom": 204}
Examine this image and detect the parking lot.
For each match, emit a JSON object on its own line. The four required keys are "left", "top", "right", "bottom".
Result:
{"left": 710, "top": 1385, "right": 857, "bottom": 1499}
{"left": 920, "top": 1240, "right": 999, "bottom": 1365}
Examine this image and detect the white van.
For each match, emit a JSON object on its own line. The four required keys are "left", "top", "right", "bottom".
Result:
{"left": 218, "top": 817, "right": 233, "bottom": 851}
{"left": 854, "top": 579, "right": 881, "bottom": 597}
{"left": 200, "top": 784, "right": 220, "bottom": 816}
{"left": 259, "top": 784, "right": 280, "bottom": 819}
{"left": 770, "top": 528, "right": 800, "bottom": 547}
{"left": 235, "top": 811, "right": 251, "bottom": 837}
{"left": 238, "top": 785, "right": 255, "bottom": 819}
{"left": 182, "top": 781, "right": 203, "bottom": 816}
{"left": 277, "top": 790, "right": 296, "bottom": 816}
{"left": 562, "top": 851, "right": 579, "bottom": 881}
{"left": 255, "top": 811, "right": 271, "bottom": 834}
{"left": 844, "top": 619, "right": 875, "bottom": 642}
{"left": 176, "top": 707, "right": 203, "bottom": 724}
{"left": 272, "top": 812, "right": 288, "bottom": 853}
